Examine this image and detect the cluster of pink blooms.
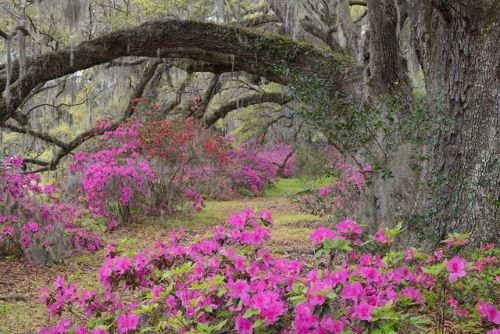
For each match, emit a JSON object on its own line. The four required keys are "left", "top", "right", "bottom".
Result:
{"left": 39, "top": 209, "right": 498, "bottom": 333}
{"left": 297, "top": 146, "right": 371, "bottom": 217}
{"left": 0, "top": 157, "right": 102, "bottom": 264}
{"left": 226, "top": 140, "right": 297, "bottom": 194}
{"left": 67, "top": 121, "right": 154, "bottom": 229}
{"left": 67, "top": 118, "right": 297, "bottom": 229}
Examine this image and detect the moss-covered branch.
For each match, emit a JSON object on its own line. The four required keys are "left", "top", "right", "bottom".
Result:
{"left": 203, "top": 92, "right": 293, "bottom": 127}
{"left": 0, "top": 19, "right": 362, "bottom": 125}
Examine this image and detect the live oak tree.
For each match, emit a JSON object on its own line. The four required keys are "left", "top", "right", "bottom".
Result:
{"left": 0, "top": 0, "right": 498, "bottom": 244}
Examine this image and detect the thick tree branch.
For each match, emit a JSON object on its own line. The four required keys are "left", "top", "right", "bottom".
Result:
{"left": 196, "top": 74, "right": 222, "bottom": 118}
{"left": 3, "top": 123, "right": 69, "bottom": 149}
{"left": 349, "top": 1, "right": 367, "bottom": 6}
{"left": 204, "top": 91, "right": 293, "bottom": 127}
{"left": 162, "top": 71, "right": 194, "bottom": 115}
{"left": 240, "top": 14, "right": 281, "bottom": 27}
{"left": 1, "top": 19, "right": 362, "bottom": 125}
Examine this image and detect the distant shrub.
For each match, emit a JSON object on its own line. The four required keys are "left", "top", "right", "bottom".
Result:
{"left": 66, "top": 113, "right": 297, "bottom": 228}
{"left": 293, "top": 146, "right": 371, "bottom": 218}
{"left": 0, "top": 157, "right": 102, "bottom": 265}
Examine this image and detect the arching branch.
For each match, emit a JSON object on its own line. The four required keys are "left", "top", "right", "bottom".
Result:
{"left": 2, "top": 123, "right": 69, "bottom": 149}
{"left": 1, "top": 19, "right": 362, "bottom": 125}
{"left": 203, "top": 91, "right": 293, "bottom": 127}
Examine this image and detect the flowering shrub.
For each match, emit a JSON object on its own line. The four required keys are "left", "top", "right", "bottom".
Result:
{"left": 67, "top": 115, "right": 297, "bottom": 228}
{"left": 67, "top": 120, "right": 154, "bottom": 228}
{"left": 0, "top": 156, "right": 102, "bottom": 265}
{"left": 39, "top": 209, "right": 498, "bottom": 333}
{"left": 294, "top": 146, "right": 371, "bottom": 218}
{"left": 227, "top": 141, "right": 297, "bottom": 194}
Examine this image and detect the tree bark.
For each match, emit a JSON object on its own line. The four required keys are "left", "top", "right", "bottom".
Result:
{"left": 363, "top": 0, "right": 416, "bottom": 233}
{"left": 409, "top": 0, "right": 500, "bottom": 244}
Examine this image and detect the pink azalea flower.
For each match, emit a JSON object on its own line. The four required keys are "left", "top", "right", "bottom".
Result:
{"left": 404, "top": 248, "right": 414, "bottom": 261}
{"left": 445, "top": 256, "right": 467, "bottom": 282}
{"left": 342, "top": 282, "right": 363, "bottom": 301}
{"left": 119, "top": 186, "right": 133, "bottom": 205}
{"left": 227, "top": 213, "right": 246, "bottom": 229}
{"left": 235, "top": 315, "right": 253, "bottom": 334}
{"left": 260, "top": 210, "right": 273, "bottom": 224}
{"left": 320, "top": 316, "right": 344, "bottom": 333}
{"left": 374, "top": 230, "right": 389, "bottom": 244}
{"left": 251, "top": 291, "right": 285, "bottom": 325}
{"left": 486, "top": 329, "right": 500, "bottom": 334}
{"left": 318, "top": 185, "right": 333, "bottom": 197}
{"left": 478, "top": 302, "right": 500, "bottom": 324}
{"left": 336, "top": 219, "right": 362, "bottom": 235}
{"left": 228, "top": 280, "right": 250, "bottom": 299}
{"left": 310, "top": 227, "right": 337, "bottom": 244}
{"left": 447, "top": 297, "right": 459, "bottom": 308}
{"left": 353, "top": 301, "right": 374, "bottom": 321}
{"left": 117, "top": 313, "right": 140, "bottom": 334}
{"left": 401, "top": 287, "right": 423, "bottom": 304}
{"left": 75, "top": 327, "right": 88, "bottom": 334}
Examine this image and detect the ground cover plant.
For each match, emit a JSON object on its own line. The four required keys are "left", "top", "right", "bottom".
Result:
{"left": 0, "top": 156, "right": 103, "bottom": 265}
{"left": 65, "top": 116, "right": 297, "bottom": 230}
{"left": 37, "top": 209, "right": 499, "bottom": 334}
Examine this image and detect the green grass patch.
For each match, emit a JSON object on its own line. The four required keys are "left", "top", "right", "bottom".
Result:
{"left": 265, "top": 177, "right": 333, "bottom": 196}
{"left": 273, "top": 213, "right": 319, "bottom": 224}
{"left": 272, "top": 227, "right": 315, "bottom": 241}
{"left": 0, "top": 302, "right": 46, "bottom": 334}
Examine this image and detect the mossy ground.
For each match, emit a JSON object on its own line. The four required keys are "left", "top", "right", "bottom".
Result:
{"left": 0, "top": 178, "right": 326, "bottom": 333}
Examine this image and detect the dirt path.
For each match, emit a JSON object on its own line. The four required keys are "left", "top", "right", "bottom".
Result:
{"left": 0, "top": 193, "right": 324, "bottom": 333}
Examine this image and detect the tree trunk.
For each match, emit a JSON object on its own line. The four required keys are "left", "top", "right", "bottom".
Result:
{"left": 363, "top": 0, "right": 417, "bottom": 233}
{"left": 409, "top": 0, "right": 500, "bottom": 244}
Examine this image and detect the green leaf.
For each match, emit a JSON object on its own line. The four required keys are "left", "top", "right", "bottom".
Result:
{"left": 243, "top": 308, "right": 261, "bottom": 318}
{"left": 289, "top": 294, "right": 306, "bottom": 304}
{"left": 386, "top": 223, "right": 403, "bottom": 238}
{"left": 422, "top": 263, "right": 444, "bottom": 276}
{"left": 214, "top": 319, "right": 228, "bottom": 331}
{"left": 322, "top": 238, "right": 352, "bottom": 252}
{"left": 252, "top": 318, "right": 265, "bottom": 329}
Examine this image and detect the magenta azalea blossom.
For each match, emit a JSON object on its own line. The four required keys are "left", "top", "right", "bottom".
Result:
{"left": 227, "top": 213, "right": 246, "bottom": 229}
{"left": 116, "top": 313, "right": 140, "bottom": 334}
{"left": 336, "top": 219, "right": 362, "bottom": 235}
{"left": 486, "top": 329, "right": 500, "bottom": 334}
{"left": 374, "top": 230, "right": 389, "bottom": 244}
{"left": 310, "top": 227, "right": 337, "bottom": 244}
{"left": 445, "top": 256, "right": 467, "bottom": 282}
{"left": 342, "top": 282, "right": 363, "bottom": 301}
{"left": 320, "top": 316, "right": 344, "bottom": 333}
{"left": 260, "top": 210, "right": 273, "bottom": 224}
{"left": 478, "top": 302, "right": 500, "bottom": 324}
{"left": 235, "top": 315, "right": 253, "bottom": 334}
{"left": 353, "top": 301, "right": 374, "bottom": 321}
{"left": 75, "top": 327, "right": 88, "bottom": 334}
{"left": 318, "top": 185, "right": 334, "bottom": 197}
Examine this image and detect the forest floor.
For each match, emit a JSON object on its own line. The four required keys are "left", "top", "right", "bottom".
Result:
{"left": 0, "top": 178, "right": 328, "bottom": 333}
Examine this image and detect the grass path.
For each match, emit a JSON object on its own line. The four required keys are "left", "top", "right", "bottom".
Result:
{"left": 0, "top": 179, "right": 327, "bottom": 333}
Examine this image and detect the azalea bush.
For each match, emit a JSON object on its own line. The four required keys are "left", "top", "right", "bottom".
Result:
{"left": 66, "top": 119, "right": 155, "bottom": 229}
{"left": 0, "top": 156, "right": 102, "bottom": 265}
{"left": 227, "top": 140, "right": 297, "bottom": 194}
{"left": 294, "top": 146, "right": 371, "bottom": 218}
{"left": 39, "top": 209, "right": 498, "bottom": 333}
{"left": 67, "top": 113, "right": 297, "bottom": 228}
